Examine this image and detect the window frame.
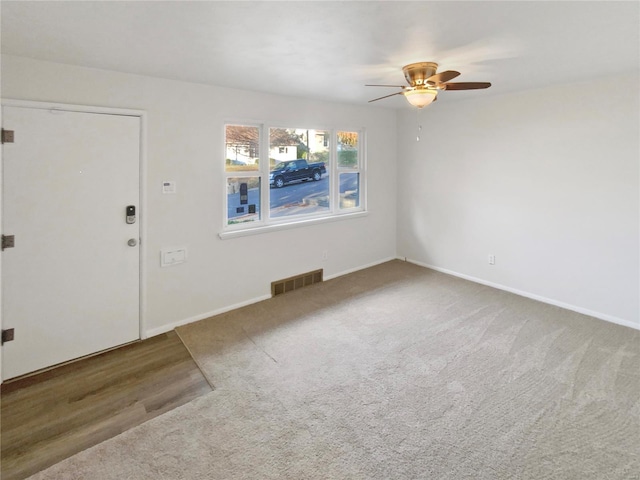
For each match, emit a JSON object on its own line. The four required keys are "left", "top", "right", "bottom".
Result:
{"left": 221, "top": 122, "right": 366, "bottom": 239}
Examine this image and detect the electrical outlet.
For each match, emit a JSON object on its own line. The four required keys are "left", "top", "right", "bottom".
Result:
{"left": 322, "top": 250, "right": 329, "bottom": 261}
{"left": 488, "top": 255, "right": 495, "bottom": 265}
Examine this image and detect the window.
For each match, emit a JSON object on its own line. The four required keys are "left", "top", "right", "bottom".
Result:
{"left": 337, "top": 131, "right": 361, "bottom": 209}
{"left": 225, "top": 125, "right": 261, "bottom": 226}
{"left": 224, "top": 124, "right": 364, "bottom": 234}
{"left": 269, "top": 128, "right": 330, "bottom": 219}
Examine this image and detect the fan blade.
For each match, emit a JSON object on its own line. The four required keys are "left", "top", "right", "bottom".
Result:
{"left": 365, "top": 84, "right": 406, "bottom": 88}
{"left": 368, "top": 91, "right": 404, "bottom": 103}
{"left": 426, "top": 70, "right": 460, "bottom": 85}
{"left": 442, "top": 82, "right": 491, "bottom": 90}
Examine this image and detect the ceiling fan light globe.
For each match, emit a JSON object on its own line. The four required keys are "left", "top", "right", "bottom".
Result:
{"left": 403, "top": 89, "right": 437, "bottom": 108}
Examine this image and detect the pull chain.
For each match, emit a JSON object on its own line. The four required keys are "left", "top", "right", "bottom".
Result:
{"left": 416, "top": 108, "right": 423, "bottom": 142}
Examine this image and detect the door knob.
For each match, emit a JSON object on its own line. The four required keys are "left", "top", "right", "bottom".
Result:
{"left": 128, "top": 238, "right": 138, "bottom": 247}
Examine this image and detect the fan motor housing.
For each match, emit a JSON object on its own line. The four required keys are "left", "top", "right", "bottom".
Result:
{"left": 403, "top": 62, "right": 439, "bottom": 87}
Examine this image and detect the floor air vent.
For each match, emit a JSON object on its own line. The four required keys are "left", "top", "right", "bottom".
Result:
{"left": 271, "top": 269, "right": 323, "bottom": 297}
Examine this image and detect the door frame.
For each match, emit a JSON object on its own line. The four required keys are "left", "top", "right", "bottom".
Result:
{"left": 0, "top": 99, "right": 148, "bottom": 382}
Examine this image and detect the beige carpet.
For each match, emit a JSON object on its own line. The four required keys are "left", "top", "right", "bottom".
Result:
{"left": 28, "top": 260, "right": 639, "bottom": 479}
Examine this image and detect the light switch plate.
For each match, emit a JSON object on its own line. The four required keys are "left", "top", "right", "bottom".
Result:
{"left": 161, "top": 247, "right": 187, "bottom": 267}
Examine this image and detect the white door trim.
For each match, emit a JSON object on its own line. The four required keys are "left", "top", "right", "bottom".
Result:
{"left": 0, "top": 99, "right": 148, "bottom": 383}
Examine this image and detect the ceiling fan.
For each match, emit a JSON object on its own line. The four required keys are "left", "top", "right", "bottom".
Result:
{"left": 366, "top": 62, "right": 491, "bottom": 108}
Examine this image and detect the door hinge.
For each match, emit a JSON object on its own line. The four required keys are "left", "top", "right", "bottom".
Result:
{"left": 1, "top": 235, "right": 15, "bottom": 251}
{"left": 1, "top": 129, "right": 15, "bottom": 144}
{"left": 1, "top": 328, "right": 15, "bottom": 345}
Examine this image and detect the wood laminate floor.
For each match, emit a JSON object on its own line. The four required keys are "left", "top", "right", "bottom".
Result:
{"left": 0, "top": 331, "right": 213, "bottom": 480}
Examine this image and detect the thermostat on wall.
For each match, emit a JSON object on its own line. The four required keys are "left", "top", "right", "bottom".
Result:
{"left": 162, "top": 181, "right": 176, "bottom": 194}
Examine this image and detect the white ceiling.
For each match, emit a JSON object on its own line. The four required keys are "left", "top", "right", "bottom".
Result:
{"left": 2, "top": 1, "right": 638, "bottom": 109}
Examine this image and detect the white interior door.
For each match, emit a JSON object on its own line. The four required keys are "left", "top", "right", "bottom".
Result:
{"left": 2, "top": 105, "right": 141, "bottom": 380}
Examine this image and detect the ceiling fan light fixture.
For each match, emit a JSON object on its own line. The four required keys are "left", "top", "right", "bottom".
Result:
{"left": 403, "top": 88, "right": 438, "bottom": 108}
{"left": 366, "top": 61, "right": 489, "bottom": 106}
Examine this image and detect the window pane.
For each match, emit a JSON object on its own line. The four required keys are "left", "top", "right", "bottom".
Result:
{"left": 340, "top": 172, "right": 359, "bottom": 209}
{"left": 225, "top": 125, "right": 259, "bottom": 172}
{"left": 337, "top": 131, "right": 358, "bottom": 168}
{"left": 269, "top": 128, "right": 330, "bottom": 219}
{"left": 227, "top": 177, "right": 260, "bottom": 225}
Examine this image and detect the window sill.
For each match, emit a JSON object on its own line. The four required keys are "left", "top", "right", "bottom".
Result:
{"left": 218, "top": 211, "right": 368, "bottom": 240}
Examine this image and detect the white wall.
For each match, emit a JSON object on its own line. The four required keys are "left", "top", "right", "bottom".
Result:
{"left": 397, "top": 73, "right": 640, "bottom": 328}
{"left": 3, "top": 54, "right": 637, "bottom": 336}
{"left": 1, "top": 55, "right": 398, "bottom": 335}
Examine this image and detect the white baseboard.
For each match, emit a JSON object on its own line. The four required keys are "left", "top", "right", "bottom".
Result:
{"left": 144, "top": 293, "right": 272, "bottom": 338}
{"left": 405, "top": 258, "right": 639, "bottom": 331}
{"left": 147, "top": 256, "right": 639, "bottom": 339}
{"left": 324, "top": 256, "right": 398, "bottom": 281}
{"left": 145, "top": 256, "right": 398, "bottom": 338}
